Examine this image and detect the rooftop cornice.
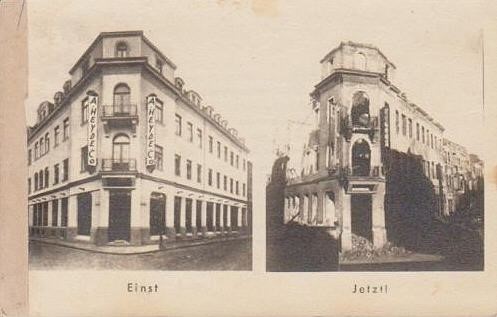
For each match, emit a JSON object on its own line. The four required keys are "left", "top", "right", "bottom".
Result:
{"left": 320, "top": 41, "right": 397, "bottom": 69}
{"left": 69, "top": 30, "right": 177, "bottom": 75}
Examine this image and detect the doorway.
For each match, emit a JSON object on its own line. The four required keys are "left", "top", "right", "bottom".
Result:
{"left": 108, "top": 190, "right": 131, "bottom": 242}
{"left": 351, "top": 194, "right": 373, "bottom": 242}
{"left": 77, "top": 192, "right": 92, "bottom": 236}
{"left": 150, "top": 192, "right": 166, "bottom": 236}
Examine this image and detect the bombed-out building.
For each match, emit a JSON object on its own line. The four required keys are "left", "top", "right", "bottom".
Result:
{"left": 280, "top": 41, "right": 483, "bottom": 251}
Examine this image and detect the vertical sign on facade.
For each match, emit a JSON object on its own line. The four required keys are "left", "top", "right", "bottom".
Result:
{"left": 146, "top": 95, "right": 156, "bottom": 167}
{"left": 87, "top": 94, "right": 98, "bottom": 166}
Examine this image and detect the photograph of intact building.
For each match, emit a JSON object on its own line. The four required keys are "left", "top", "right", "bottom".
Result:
{"left": 27, "top": 31, "right": 252, "bottom": 253}
{"left": 267, "top": 41, "right": 483, "bottom": 271}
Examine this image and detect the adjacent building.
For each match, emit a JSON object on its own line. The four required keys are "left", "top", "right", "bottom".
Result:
{"left": 28, "top": 31, "right": 252, "bottom": 247}
{"left": 281, "top": 41, "right": 483, "bottom": 251}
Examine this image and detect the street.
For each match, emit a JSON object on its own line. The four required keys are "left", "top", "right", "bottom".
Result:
{"left": 29, "top": 238, "right": 252, "bottom": 271}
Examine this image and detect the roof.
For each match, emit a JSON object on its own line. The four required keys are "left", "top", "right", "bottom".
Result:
{"left": 320, "top": 41, "right": 397, "bottom": 69}
{"left": 69, "top": 30, "right": 177, "bottom": 74}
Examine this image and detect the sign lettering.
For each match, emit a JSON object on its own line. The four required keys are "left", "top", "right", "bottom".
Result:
{"left": 87, "top": 95, "right": 98, "bottom": 166}
{"left": 146, "top": 96, "right": 156, "bottom": 166}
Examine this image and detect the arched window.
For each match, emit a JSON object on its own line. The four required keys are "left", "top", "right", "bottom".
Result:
{"left": 355, "top": 52, "right": 367, "bottom": 71}
{"left": 115, "top": 42, "right": 129, "bottom": 57}
{"left": 351, "top": 91, "right": 370, "bottom": 127}
{"left": 113, "top": 83, "right": 130, "bottom": 107}
{"left": 112, "top": 134, "right": 130, "bottom": 162}
{"left": 351, "top": 139, "right": 371, "bottom": 176}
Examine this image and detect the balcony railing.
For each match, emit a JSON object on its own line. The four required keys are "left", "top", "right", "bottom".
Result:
{"left": 101, "top": 158, "right": 137, "bottom": 172}
{"left": 342, "top": 165, "right": 384, "bottom": 178}
{"left": 102, "top": 104, "right": 138, "bottom": 117}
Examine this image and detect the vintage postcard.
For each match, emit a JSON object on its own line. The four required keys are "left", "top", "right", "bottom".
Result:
{"left": 1, "top": 0, "right": 497, "bottom": 316}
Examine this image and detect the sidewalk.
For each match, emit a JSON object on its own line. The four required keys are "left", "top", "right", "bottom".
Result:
{"left": 30, "top": 234, "right": 251, "bottom": 255}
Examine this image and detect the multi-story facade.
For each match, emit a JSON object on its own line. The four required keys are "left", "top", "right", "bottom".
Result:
{"left": 27, "top": 31, "right": 251, "bottom": 246}
{"left": 281, "top": 41, "right": 481, "bottom": 251}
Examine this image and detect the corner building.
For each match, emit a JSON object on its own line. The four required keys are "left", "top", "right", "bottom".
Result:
{"left": 284, "top": 42, "right": 452, "bottom": 251}
{"left": 28, "top": 31, "right": 251, "bottom": 246}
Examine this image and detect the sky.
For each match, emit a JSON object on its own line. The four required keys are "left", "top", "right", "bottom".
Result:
{"left": 27, "top": 0, "right": 493, "bottom": 182}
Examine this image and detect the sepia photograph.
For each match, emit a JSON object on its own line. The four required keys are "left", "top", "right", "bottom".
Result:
{"left": 1, "top": 0, "right": 497, "bottom": 316}
{"left": 26, "top": 29, "right": 253, "bottom": 270}
{"left": 266, "top": 41, "right": 485, "bottom": 272}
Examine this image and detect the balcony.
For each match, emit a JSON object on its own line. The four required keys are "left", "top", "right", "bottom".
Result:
{"left": 101, "top": 104, "right": 138, "bottom": 132}
{"left": 101, "top": 158, "right": 137, "bottom": 173}
{"left": 341, "top": 165, "right": 385, "bottom": 194}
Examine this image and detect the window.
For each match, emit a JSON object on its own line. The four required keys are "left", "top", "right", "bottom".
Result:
{"left": 61, "top": 197, "right": 68, "bottom": 227}
{"left": 216, "top": 172, "right": 220, "bottom": 188}
{"left": 186, "top": 160, "right": 192, "bottom": 180}
{"left": 197, "top": 164, "right": 202, "bottom": 183}
{"left": 155, "top": 145, "right": 163, "bottom": 170}
{"left": 408, "top": 118, "right": 413, "bottom": 138}
{"left": 223, "top": 175, "right": 227, "bottom": 191}
{"left": 38, "top": 170, "right": 44, "bottom": 189}
{"left": 431, "top": 134, "right": 434, "bottom": 149}
{"left": 63, "top": 118, "right": 69, "bottom": 140}
{"left": 208, "top": 136, "right": 213, "bottom": 153}
{"left": 401, "top": 114, "right": 406, "bottom": 136}
{"left": 395, "top": 110, "right": 399, "bottom": 134}
{"left": 45, "top": 133, "right": 50, "bottom": 153}
{"left": 175, "top": 114, "right": 182, "bottom": 136}
{"left": 208, "top": 169, "right": 213, "bottom": 186}
{"left": 230, "top": 151, "right": 234, "bottom": 166}
{"left": 224, "top": 146, "right": 228, "bottom": 162}
{"left": 187, "top": 122, "right": 193, "bottom": 142}
{"left": 115, "top": 42, "right": 129, "bottom": 57}
{"left": 28, "top": 178, "right": 31, "bottom": 194}
{"left": 175, "top": 155, "right": 181, "bottom": 176}
{"left": 416, "top": 123, "right": 420, "bottom": 141}
{"left": 62, "top": 158, "right": 69, "bottom": 181}
{"left": 422, "top": 126, "right": 425, "bottom": 144}
{"left": 34, "top": 142, "right": 39, "bottom": 159}
{"left": 236, "top": 155, "right": 239, "bottom": 169}
{"left": 197, "top": 128, "right": 202, "bottom": 148}
{"left": 52, "top": 199, "right": 58, "bottom": 227}
{"left": 112, "top": 134, "right": 130, "bottom": 163}
{"left": 82, "top": 98, "right": 89, "bottom": 123}
{"left": 426, "top": 129, "right": 430, "bottom": 146}
{"left": 34, "top": 173, "right": 38, "bottom": 191}
{"left": 236, "top": 181, "right": 239, "bottom": 195}
{"left": 28, "top": 149, "right": 32, "bottom": 165}
{"left": 155, "top": 101, "right": 163, "bottom": 123}
{"left": 155, "top": 57, "right": 164, "bottom": 74}
{"left": 243, "top": 159, "right": 246, "bottom": 171}
{"left": 243, "top": 183, "right": 246, "bottom": 196}
{"left": 113, "top": 84, "right": 130, "bottom": 107}
{"left": 230, "top": 178, "right": 233, "bottom": 194}
{"left": 54, "top": 164, "right": 59, "bottom": 185}
{"left": 217, "top": 141, "right": 221, "bottom": 158}
{"left": 44, "top": 168, "right": 49, "bottom": 188}
{"left": 81, "top": 146, "right": 89, "bottom": 172}
{"left": 40, "top": 137, "right": 44, "bottom": 156}
{"left": 54, "top": 126, "right": 60, "bottom": 146}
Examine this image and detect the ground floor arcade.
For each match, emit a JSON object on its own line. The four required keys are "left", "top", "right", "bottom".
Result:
{"left": 284, "top": 179, "right": 387, "bottom": 251}
{"left": 28, "top": 179, "right": 250, "bottom": 246}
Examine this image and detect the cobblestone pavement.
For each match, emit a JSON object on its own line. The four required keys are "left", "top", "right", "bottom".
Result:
{"left": 29, "top": 238, "right": 252, "bottom": 271}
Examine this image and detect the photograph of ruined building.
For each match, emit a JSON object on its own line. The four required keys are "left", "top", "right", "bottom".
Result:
{"left": 266, "top": 41, "right": 484, "bottom": 272}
